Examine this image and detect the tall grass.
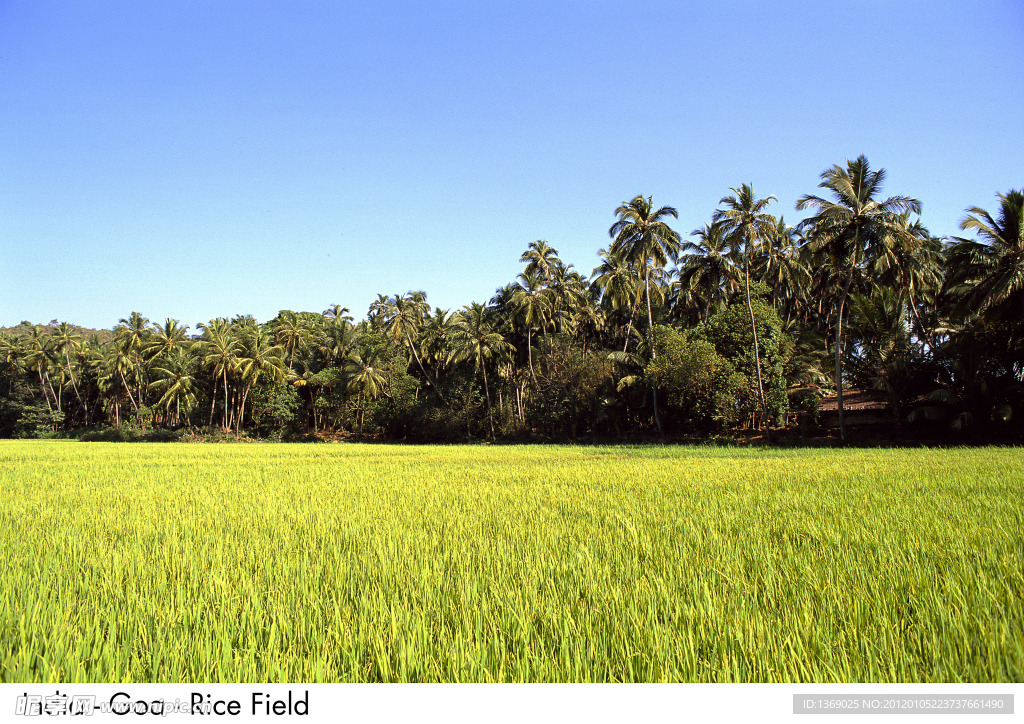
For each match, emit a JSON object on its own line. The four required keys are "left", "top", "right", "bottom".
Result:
{"left": 0, "top": 441, "right": 1020, "bottom": 682}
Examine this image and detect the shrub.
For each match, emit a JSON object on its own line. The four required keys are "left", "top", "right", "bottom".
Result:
{"left": 647, "top": 327, "right": 746, "bottom": 432}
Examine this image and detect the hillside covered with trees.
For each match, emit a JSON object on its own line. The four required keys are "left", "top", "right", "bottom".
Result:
{"left": 2, "top": 157, "right": 1021, "bottom": 443}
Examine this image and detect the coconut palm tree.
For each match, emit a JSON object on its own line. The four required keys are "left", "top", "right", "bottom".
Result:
{"left": 146, "top": 318, "right": 190, "bottom": 362}
{"left": 323, "top": 304, "right": 352, "bottom": 323}
{"left": 591, "top": 247, "right": 643, "bottom": 351}
{"left": 197, "top": 318, "right": 239, "bottom": 430}
{"left": 234, "top": 327, "right": 286, "bottom": 437}
{"left": 609, "top": 195, "right": 682, "bottom": 347}
{"left": 24, "top": 327, "right": 58, "bottom": 413}
{"left": 797, "top": 155, "right": 921, "bottom": 441}
{"left": 317, "top": 314, "right": 359, "bottom": 368}
{"left": 448, "top": 302, "right": 513, "bottom": 440}
{"left": 546, "top": 263, "right": 588, "bottom": 335}
{"left": 756, "top": 217, "right": 809, "bottom": 321}
{"left": 344, "top": 351, "right": 389, "bottom": 434}
{"left": 420, "top": 308, "right": 454, "bottom": 374}
{"left": 52, "top": 322, "right": 83, "bottom": 409}
{"left": 609, "top": 195, "right": 681, "bottom": 435}
{"left": 273, "top": 311, "right": 309, "bottom": 371}
{"left": 0, "top": 333, "right": 23, "bottom": 381}
{"left": 520, "top": 240, "right": 562, "bottom": 284}
{"left": 148, "top": 347, "right": 198, "bottom": 427}
{"left": 115, "top": 313, "right": 152, "bottom": 406}
{"left": 946, "top": 189, "right": 1024, "bottom": 325}
{"left": 510, "top": 271, "right": 550, "bottom": 383}
{"left": 846, "top": 287, "right": 915, "bottom": 418}
{"left": 677, "top": 222, "right": 741, "bottom": 323}
{"left": 372, "top": 292, "right": 445, "bottom": 401}
{"left": 713, "top": 184, "right": 778, "bottom": 427}
{"left": 868, "top": 214, "right": 944, "bottom": 350}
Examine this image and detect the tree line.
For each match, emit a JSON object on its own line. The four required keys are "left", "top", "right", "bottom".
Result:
{"left": 2, "top": 155, "right": 1021, "bottom": 442}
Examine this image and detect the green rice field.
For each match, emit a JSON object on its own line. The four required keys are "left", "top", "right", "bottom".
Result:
{"left": 0, "top": 440, "right": 1021, "bottom": 682}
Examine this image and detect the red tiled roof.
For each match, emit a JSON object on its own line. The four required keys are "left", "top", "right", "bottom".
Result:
{"left": 820, "top": 388, "right": 889, "bottom": 411}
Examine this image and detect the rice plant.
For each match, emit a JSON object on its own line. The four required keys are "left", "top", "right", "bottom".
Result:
{"left": 0, "top": 441, "right": 1020, "bottom": 682}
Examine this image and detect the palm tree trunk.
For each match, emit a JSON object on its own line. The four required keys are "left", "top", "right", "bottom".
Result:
{"left": 134, "top": 357, "right": 145, "bottom": 409}
{"left": 236, "top": 384, "right": 251, "bottom": 439}
{"left": 120, "top": 370, "right": 138, "bottom": 411}
{"left": 644, "top": 269, "right": 655, "bottom": 352}
{"left": 64, "top": 348, "right": 82, "bottom": 404}
{"left": 623, "top": 288, "right": 642, "bottom": 353}
{"left": 744, "top": 254, "right": 769, "bottom": 431}
{"left": 406, "top": 331, "right": 446, "bottom": 403}
{"left": 465, "top": 382, "right": 472, "bottom": 441}
{"left": 834, "top": 268, "right": 856, "bottom": 443}
{"left": 481, "top": 363, "right": 495, "bottom": 440}
{"left": 222, "top": 369, "right": 230, "bottom": 431}
{"left": 905, "top": 287, "right": 935, "bottom": 354}
{"left": 642, "top": 267, "right": 664, "bottom": 437}
{"left": 48, "top": 372, "right": 61, "bottom": 413}
{"left": 37, "top": 369, "right": 53, "bottom": 412}
{"left": 623, "top": 316, "right": 632, "bottom": 353}
{"left": 527, "top": 328, "right": 537, "bottom": 386}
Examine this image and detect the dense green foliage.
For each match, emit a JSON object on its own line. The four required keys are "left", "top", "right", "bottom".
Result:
{"left": 2, "top": 158, "right": 1022, "bottom": 442}
{"left": 1, "top": 441, "right": 1020, "bottom": 682}
{"left": 646, "top": 328, "right": 745, "bottom": 430}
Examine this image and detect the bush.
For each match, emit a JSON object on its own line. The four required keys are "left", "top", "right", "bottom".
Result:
{"left": 691, "top": 294, "right": 789, "bottom": 425}
{"left": 79, "top": 426, "right": 182, "bottom": 442}
{"left": 647, "top": 327, "right": 746, "bottom": 432}
{"left": 530, "top": 338, "right": 615, "bottom": 439}
{"left": 251, "top": 385, "right": 303, "bottom": 440}
{"left": 14, "top": 406, "right": 65, "bottom": 438}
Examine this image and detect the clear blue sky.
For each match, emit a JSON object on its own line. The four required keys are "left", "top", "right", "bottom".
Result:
{"left": 2, "top": 0, "right": 1022, "bottom": 330}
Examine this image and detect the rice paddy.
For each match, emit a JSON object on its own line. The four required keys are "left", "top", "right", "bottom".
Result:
{"left": 0, "top": 440, "right": 1021, "bottom": 682}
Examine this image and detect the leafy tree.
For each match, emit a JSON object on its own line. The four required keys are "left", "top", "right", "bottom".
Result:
{"left": 647, "top": 326, "right": 746, "bottom": 431}
{"left": 693, "top": 291, "right": 789, "bottom": 427}
{"left": 530, "top": 337, "right": 614, "bottom": 438}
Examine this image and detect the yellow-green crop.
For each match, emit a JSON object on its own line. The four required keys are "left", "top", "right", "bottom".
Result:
{"left": 0, "top": 440, "right": 1021, "bottom": 682}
